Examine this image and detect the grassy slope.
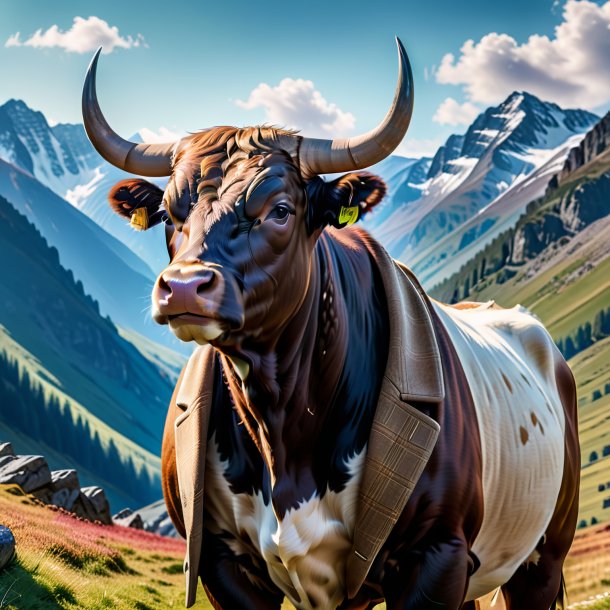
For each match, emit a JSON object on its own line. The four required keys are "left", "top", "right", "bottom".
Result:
{"left": 0, "top": 485, "right": 209, "bottom": 610}
{"left": 571, "top": 336, "right": 610, "bottom": 528}
{"left": 2, "top": 484, "right": 608, "bottom": 610}
{"left": 0, "top": 326, "right": 161, "bottom": 482}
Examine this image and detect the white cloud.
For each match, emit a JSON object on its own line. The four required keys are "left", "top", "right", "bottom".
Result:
{"left": 5, "top": 16, "right": 145, "bottom": 54}
{"left": 139, "top": 127, "right": 183, "bottom": 143}
{"left": 395, "top": 137, "right": 443, "bottom": 159}
{"left": 435, "top": 0, "right": 610, "bottom": 110}
{"left": 236, "top": 78, "right": 355, "bottom": 137}
{"left": 433, "top": 97, "right": 480, "bottom": 126}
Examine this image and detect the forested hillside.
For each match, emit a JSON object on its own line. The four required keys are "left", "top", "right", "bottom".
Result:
{"left": 0, "top": 195, "right": 173, "bottom": 510}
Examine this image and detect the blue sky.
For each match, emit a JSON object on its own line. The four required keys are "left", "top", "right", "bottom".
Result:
{"left": 1, "top": 0, "right": 609, "bottom": 157}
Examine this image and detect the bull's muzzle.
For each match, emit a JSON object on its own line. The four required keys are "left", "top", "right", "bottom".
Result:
{"left": 152, "top": 261, "right": 244, "bottom": 344}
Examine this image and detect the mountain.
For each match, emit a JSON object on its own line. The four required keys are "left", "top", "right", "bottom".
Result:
{"left": 0, "top": 99, "right": 99, "bottom": 198}
{"left": 0, "top": 99, "right": 172, "bottom": 275}
{"left": 431, "top": 111, "right": 610, "bottom": 331}
{"left": 366, "top": 92, "right": 599, "bottom": 288}
{"left": 363, "top": 155, "right": 432, "bottom": 225}
{"left": 0, "top": 194, "right": 175, "bottom": 509}
{"left": 0, "top": 157, "right": 190, "bottom": 356}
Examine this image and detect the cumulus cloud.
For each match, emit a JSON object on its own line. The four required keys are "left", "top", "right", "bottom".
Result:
{"left": 395, "top": 138, "right": 443, "bottom": 159}
{"left": 435, "top": 0, "right": 610, "bottom": 110}
{"left": 433, "top": 97, "right": 480, "bottom": 126}
{"left": 139, "top": 127, "right": 182, "bottom": 143}
{"left": 236, "top": 78, "right": 355, "bottom": 137}
{"left": 5, "top": 16, "right": 145, "bottom": 54}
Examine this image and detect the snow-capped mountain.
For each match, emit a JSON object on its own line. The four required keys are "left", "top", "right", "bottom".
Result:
{"left": 0, "top": 100, "right": 99, "bottom": 198}
{"left": 0, "top": 157, "right": 189, "bottom": 354}
{"left": 0, "top": 100, "right": 172, "bottom": 274}
{"left": 366, "top": 92, "right": 599, "bottom": 288}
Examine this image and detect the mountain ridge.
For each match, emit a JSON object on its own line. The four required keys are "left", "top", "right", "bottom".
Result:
{"left": 365, "top": 91, "right": 599, "bottom": 288}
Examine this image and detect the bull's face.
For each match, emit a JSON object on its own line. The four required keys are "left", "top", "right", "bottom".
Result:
{"left": 82, "top": 38, "right": 414, "bottom": 369}
{"left": 107, "top": 131, "right": 386, "bottom": 363}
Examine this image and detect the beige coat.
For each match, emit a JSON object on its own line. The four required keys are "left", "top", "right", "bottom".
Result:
{"left": 172, "top": 247, "right": 444, "bottom": 607}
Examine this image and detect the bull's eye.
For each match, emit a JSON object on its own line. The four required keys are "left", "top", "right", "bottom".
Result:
{"left": 266, "top": 203, "right": 294, "bottom": 223}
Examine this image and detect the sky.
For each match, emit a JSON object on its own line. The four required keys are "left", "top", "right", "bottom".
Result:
{"left": 1, "top": 0, "right": 609, "bottom": 158}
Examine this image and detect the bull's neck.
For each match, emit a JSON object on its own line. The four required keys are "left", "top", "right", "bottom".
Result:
{"left": 224, "top": 230, "right": 389, "bottom": 510}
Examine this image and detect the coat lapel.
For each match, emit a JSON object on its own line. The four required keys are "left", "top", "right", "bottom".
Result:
{"left": 174, "top": 345, "right": 216, "bottom": 608}
{"left": 171, "top": 248, "right": 445, "bottom": 605}
{"left": 346, "top": 246, "right": 444, "bottom": 599}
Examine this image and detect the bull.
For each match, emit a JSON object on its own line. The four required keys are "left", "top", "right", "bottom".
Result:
{"left": 82, "top": 39, "right": 579, "bottom": 610}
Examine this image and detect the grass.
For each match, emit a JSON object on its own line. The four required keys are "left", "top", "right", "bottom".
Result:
{"left": 3, "top": 483, "right": 610, "bottom": 610}
{"left": 0, "top": 484, "right": 212, "bottom": 610}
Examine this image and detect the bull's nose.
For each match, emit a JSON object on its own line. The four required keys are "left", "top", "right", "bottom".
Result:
{"left": 153, "top": 263, "right": 222, "bottom": 319}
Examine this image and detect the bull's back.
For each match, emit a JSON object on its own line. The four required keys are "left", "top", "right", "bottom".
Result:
{"left": 432, "top": 301, "right": 570, "bottom": 599}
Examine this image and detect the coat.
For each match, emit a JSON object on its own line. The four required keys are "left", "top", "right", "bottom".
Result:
{"left": 169, "top": 247, "right": 444, "bottom": 607}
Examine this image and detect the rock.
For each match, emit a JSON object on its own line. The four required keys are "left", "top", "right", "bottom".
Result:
{"left": 135, "top": 499, "right": 179, "bottom": 538}
{"left": 0, "top": 443, "right": 14, "bottom": 458}
{"left": 0, "top": 525, "right": 15, "bottom": 570}
{"left": 74, "top": 486, "right": 111, "bottom": 525}
{"left": 113, "top": 508, "right": 144, "bottom": 530}
{"left": 113, "top": 508, "right": 133, "bottom": 520}
{"left": 0, "top": 455, "right": 51, "bottom": 493}
{"left": 48, "top": 470, "right": 80, "bottom": 510}
{"left": 0, "top": 455, "right": 15, "bottom": 469}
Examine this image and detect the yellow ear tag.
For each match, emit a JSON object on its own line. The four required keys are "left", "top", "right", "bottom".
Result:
{"left": 130, "top": 207, "right": 149, "bottom": 231}
{"left": 338, "top": 205, "right": 359, "bottom": 226}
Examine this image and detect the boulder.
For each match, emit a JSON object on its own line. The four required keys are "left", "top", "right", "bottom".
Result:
{"left": 0, "top": 455, "right": 15, "bottom": 469}
{"left": 135, "top": 499, "right": 179, "bottom": 538}
{"left": 0, "top": 443, "right": 14, "bottom": 458}
{"left": 0, "top": 455, "right": 51, "bottom": 493}
{"left": 48, "top": 470, "right": 80, "bottom": 510}
{"left": 113, "top": 508, "right": 144, "bottom": 530}
{"left": 0, "top": 525, "right": 15, "bottom": 570}
{"left": 73, "top": 486, "right": 112, "bottom": 525}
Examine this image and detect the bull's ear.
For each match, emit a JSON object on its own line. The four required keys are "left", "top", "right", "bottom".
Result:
{"left": 306, "top": 172, "right": 386, "bottom": 231}
{"left": 108, "top": 179, "right": 167, "bottom": 231}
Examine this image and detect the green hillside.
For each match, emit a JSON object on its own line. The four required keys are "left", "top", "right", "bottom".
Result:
{"left": 0, "top": 195, "right": 181, "bottom": 510}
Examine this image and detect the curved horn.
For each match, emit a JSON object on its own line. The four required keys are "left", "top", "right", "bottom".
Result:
{"left": 82, "top": 48, "right": 176, "bottom": 177}
{"left": 298, "top": 37, "right": 414, "bottom": 177}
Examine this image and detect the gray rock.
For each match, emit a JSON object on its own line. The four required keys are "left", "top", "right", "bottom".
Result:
{"left": 135, "top": 499, "right": 179, "bottom": 538}
{"left": 48, "top": 470, "right": 81, "bottom": 510}
{"left": 0, "top": 443, "right": 14, "bottom": 458}
{"left": 0, "top": 525, "right": 15, "bottom": 570}
{"left": 0, "top": 455, "right": 15, "bottom": 469}
{"left": 113, "top": 510, "right": 144, "bottom": 530}
{"left": 74, "top": 486, "right": 111, "bottom": 525}
{"left": 113, "top": 508, "right": 134, "bottom": 520}
{"left": 0, "top": 455, "right": 51, "bottom": 493}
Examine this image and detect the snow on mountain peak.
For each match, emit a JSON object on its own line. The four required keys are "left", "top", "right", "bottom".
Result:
{"left": 366, "top": 92, "right": 600, "bottom": 289}
{"left": 0, "top": 99, "right": 99, "bottom": 199}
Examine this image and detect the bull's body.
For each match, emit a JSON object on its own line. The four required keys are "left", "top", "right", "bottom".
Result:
{"left": 162, "top": 229, "right": 578, "bottom": 610}
{"left": 82, "top": 39, "right": 579, "bottom": 610}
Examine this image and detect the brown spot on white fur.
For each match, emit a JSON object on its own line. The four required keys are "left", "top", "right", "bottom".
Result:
{"left": 520, "top": 426, "right": 529, "bottom": 446}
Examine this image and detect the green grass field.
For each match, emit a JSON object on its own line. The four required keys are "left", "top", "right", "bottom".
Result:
{"left": 3, "top": 483, "right": 610, "bottom": 610}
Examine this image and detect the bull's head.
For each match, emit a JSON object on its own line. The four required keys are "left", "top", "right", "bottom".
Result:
{"left": 82, "top": 39, "right": 413, "bottom": 380}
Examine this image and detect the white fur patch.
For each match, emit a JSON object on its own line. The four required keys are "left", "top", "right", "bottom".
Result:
{"left": 433, "top": 303, "right": 566, "bottom": 600}
{"left": 204, "top": 439, "right": 366, "bottom": 609}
